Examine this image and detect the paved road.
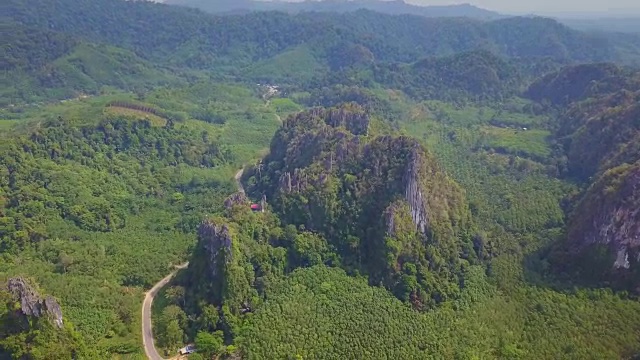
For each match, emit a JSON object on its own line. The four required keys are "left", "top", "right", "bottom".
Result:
{"left": 142, "top": 262, "right": 188, "bottom": 360}
{"left": 235, "top": 168, "right": 245, "bottom": 194}
{"left": 142, "top": 168, "right": 245, "bottom": 359}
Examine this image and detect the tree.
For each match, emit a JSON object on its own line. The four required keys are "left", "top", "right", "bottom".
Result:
{"left": 164, "top": 320, "right": 183, "bottom": 353}
{"left": 197, "top": 304, "right": 220, "bottom": 332}
{"left": 158, "top": 305, "right": 187, "bottom": 351}
{"left": 195, "top": 330, "right": 224, "bottom": 357}
{"left": 58, "top": 252, "right": 74, "bottom": 273}
{"left": 166, "top": 286, "right": 185, "bottom": 306}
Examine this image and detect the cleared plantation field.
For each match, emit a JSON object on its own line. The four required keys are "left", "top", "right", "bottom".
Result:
{"left": 424, "top": 100, "right": 550, "bottom": 128}
{"left": 480, "top": 126, "right": 552, "bottom": 160}
{"left": 0, "top": 119, "right": 19, "bottom": 131}
{"left": 268, "top": 98, "right": 303, "bottom": 119}
{"left": 400, "top": 103, "right": 568, "bottom": 235}
{"left": 104, "top": 106, "right": 168, "bottom": 126}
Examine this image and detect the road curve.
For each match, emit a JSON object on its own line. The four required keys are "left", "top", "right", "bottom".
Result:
{"left": 235, "top": 168, "right": 245, "bottom": 194}
{"left": 142, "top": 168, "right": 245, "bottom": 359}
{"left": 142, "top": 262, "right": 188, "bottom": 360}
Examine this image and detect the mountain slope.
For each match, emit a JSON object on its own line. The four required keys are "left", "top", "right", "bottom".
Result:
{"left": 373, "top": 50, "right": 521, "bottom": 101}
{"left": 167, "top": 0, "right": 504, "bottom": 20}
{"left": 562, "top": 89, "right": 640, "bottom": 180}
{"left": 4, "top": 0, "right": 640, "bottom": 73}
{"left": 1, "top": 24, "right": 184, "bottom": 104}
{"left": 565, "top": 162, "right": 640, "bottom": 291}
{"left": 533, "top": 64, "right": 640, "bottom": 291}
{"left": 525, "top": 63, "right": 639, "bottom": 106}
{"left": 243, "top": 104, "right": 475, "bottom": 306}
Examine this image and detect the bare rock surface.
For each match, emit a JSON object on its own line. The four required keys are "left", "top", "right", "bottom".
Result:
{"left": 7, "top": 277, "right": 64, "bottom": 328}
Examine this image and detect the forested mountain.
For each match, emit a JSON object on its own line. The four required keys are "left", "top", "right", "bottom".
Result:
{"left": 4, "top": 0, "right": 640, "bottom": 107}
{"left": 561, "top": 17, "right": 640, "bottom": 34}
{"left": 243, "top": 104, "right": 476, "bottom": 306}
{"left": 372, "top": 50, "right": 521, "bottom": 101}
{"left": 528, "top": 64, "right": 640, "bottom": 292}
{"left": 4, "top": 0, "right": 640, "bottom": 74}
{"left": 166, "top": 0, "right": 504, "bottom": 20}
{"left": 525, "top": 63, "right": 640, "bottom": 106}
{"left": 1, "top": 24, "right": 185, "bottom": 105}
{"left": 3, "top": 0, "right": 640, "bottom": 358}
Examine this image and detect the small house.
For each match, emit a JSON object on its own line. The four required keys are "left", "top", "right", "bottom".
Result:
{"left": 250, "top": 203, "right": 262, "bottom": 212}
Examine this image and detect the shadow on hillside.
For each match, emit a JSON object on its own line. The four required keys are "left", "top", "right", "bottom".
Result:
{"left": 521, "top": 240, "right": 639, "bottom": 297}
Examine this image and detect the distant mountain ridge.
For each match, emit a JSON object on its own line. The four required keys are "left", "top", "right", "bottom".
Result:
{"left": 164, "top": 0, "right": 504, "bottom": 19}
{"left": 165, "top": 0, "right": 640, "bottom": 34}
{"left": 4, "top": 0, "right": 640, "bottom": 105}
{"left": 5, "top": 0, "right": 639, "bottom": 69}
{"left": 560, "top": 17, "right": 640, "bottom": 34}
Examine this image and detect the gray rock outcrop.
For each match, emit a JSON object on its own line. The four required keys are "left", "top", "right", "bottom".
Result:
{"left": 198, "top": 220, "right": 233, "bottom": 277}
{"left": 569, "top": 164, "right": 640, "bottom": 271}
{"left": 403, "top": 144, "right": 430, "bottom": 235}
{"left": 224, "top": 192, "right": 249, "bottom": 210}
{"left": 6, "top": 277, "right": 64, "bottom": 328}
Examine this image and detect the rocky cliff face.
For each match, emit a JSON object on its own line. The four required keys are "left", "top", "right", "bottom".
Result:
{"left": 224, "top": 192, "right": 249, "bottom": 210}
{"left": 567, "top": 162, "right": 640, "bottom": 290}
{"left": 198, "top": 219, "right": 233, "bottom": 278}
{"left": 569, "top": 165, "right": 640, "bottom": 262}
{"left": 403, "top": 144, "right": 429, "bottom": 234}
{"left": 7, "top": 277, "right": 64, "bottom": 328}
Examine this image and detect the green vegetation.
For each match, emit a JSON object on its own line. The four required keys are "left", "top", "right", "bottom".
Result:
{"left": 0, "top": 81, "right": 280, "bottom": 357}
{"left": 177, "top": 97, "right": 639, "bottom": 359}
{"left": 243, "top": 45, "right": 325, "bottom": 84}
{"left": 481, "top": 126, "right": 551, "bottom": 159}
{"left": 3, "top": 0, "right": 640, "bottom": 358}
{"left": 242, "top": 104, "right": 475, "bottom": 307}
{"left": 239, "top": 265, "right": 640, "bottom": 359}
{"left": 1, "top": 25, "right": 186, "bottom": 105}
{"left": 0, "top": 279, "right": 97, "bottom": 360}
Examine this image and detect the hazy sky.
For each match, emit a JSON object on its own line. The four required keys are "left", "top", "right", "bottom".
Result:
{"left": 405, "top": 0, "right": 640, "bottom": 15}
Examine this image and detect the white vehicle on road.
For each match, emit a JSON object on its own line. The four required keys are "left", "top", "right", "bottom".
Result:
{"left": 179, "top": 344, "right": 196, "bottom": 355}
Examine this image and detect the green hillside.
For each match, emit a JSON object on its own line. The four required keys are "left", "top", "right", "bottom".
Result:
{"left": 0, "top": 81, "right": 281, "bottom": 357}
{"left": 3, "top": 0, "right": 640, "bottom": 358}
{"left": 1, "top": 25, "right": 186, "bottom": 105}
{"left": 243, "top": 104, "right": 474, "bottom": 307}
{"left": 239, "top": 265, "right": 640, "bottom": 359}
{"left": 4, "top": 0, "right": 640, "bottom": 72}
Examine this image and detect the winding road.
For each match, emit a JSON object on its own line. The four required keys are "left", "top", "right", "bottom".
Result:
{"left": 142, "top": 262, "right": 189, "bottom": 360}
{"left": 234, "top": 168, "right": 245, "bottom": 194}
{"left": 142, "top": 168, "right": 245, "bottom": 359}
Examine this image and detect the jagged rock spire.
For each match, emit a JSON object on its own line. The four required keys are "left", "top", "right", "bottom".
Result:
{"left": 7, "top": 277, "right": 64, "bottom": 329}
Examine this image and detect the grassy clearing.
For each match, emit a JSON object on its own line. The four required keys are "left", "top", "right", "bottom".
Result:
{"left": 104, "top": 106, "right": 168, "bottom": 126}
{"left": 268, "top": 98, "right": 303, "bottom": 119}
{"left": 0, "top": 119, "right": 19, "bottom": 131}
{"left": 424, "top": 100, "right": 549, "bottom": 128}
{"left": 481, "top": 126, "right": 552, "bottom": 159}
